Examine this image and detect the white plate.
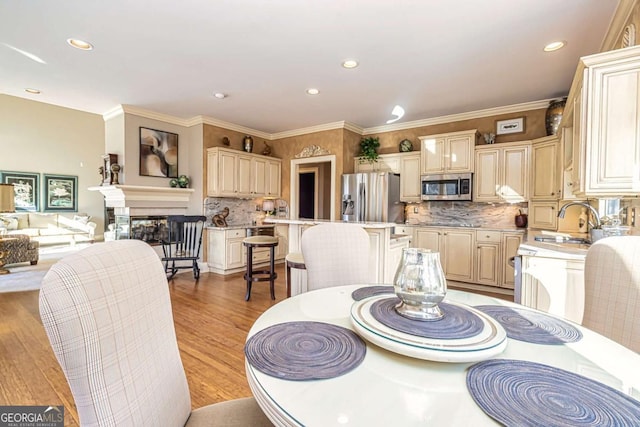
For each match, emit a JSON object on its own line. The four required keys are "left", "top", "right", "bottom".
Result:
{"left": 350, "top": 296, "right": 507, "bottom": 363}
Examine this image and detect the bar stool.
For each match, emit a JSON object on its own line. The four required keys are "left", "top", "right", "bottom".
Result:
{"left": 243, "top": 236, "right": 279, "bottom": 301}
{"left": 285, "top": 252, "right": 306, "bottom": 298}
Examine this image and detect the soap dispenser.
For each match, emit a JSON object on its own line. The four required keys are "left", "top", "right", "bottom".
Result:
{"left": 578, "top": 207, "right": 588, "bottom": 233}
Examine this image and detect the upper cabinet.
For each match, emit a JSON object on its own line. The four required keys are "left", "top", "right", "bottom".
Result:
{"left": 530, "top": 136, "right": 561, "bottom": 200}
{"left": 355, "top": 152, "right": 421, "bottom": 203}
{"left": 561, "top": 45, "right": 640, "bottom": 197}
{"left": 420, "top": 129, "right": 477, "bottom": 175}
{"left": 207, "top": 147, "right": 281, "bottom": 198}
{"left": 354, "top": 154, "right": 401, "bottom": 173}
{"left": 474, "top": 141, "right": 530, "bottom": 203}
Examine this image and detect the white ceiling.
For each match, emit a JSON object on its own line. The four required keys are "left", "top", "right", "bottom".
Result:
{"left": 0, "top": 0, "right": 619, "bottom": 134}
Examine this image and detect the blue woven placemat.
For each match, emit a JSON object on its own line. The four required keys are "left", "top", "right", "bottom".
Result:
{"left": 351, "top": 285, "right": 394, "bottom": 301}
{"left": 474, "top": 305, "right": 582, "bottom": 344}
{"left": 245, "top": 321, "right": 366, "bottom": 381}
{"left": 467, "top": 359, "right": 640, "bottom": 426}
{"left": 370, "top": 297, "right": 484, "bottom": 339}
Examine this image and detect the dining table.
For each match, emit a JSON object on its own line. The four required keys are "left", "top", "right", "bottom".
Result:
{"left": 244, "top": 285, "right": 640, "bottom": 426}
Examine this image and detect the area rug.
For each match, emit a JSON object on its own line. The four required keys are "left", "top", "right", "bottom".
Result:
{"left": 0, "top": 244, "right": 90, "bottom": 293}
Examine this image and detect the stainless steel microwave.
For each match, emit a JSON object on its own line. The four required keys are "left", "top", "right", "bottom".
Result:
{"left": 421, "top": 173, "right": 472, "bottom": 201}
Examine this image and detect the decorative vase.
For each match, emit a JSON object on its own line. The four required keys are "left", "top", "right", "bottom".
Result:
{"left": 393, "top": 248, "right": 447, "bottom": 321}
{"left": 243, "top": 135, "right": 254, "bottom": 153}
{"left": 169, "top": 178, "right": 178, "bottom": 188}
{"left": 177, "top": 175, "right": 189, "bottom": 188}
{"left": 545, "top": 98, "right": 567, "bottom": 136}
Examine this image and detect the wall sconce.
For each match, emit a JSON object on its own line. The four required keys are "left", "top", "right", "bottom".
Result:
{"left": 262, "top": 199, "right": 275, "bottom": 215}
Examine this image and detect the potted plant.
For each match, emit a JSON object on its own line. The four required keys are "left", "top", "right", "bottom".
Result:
{"left": 358, "top": 136, "right": 380, "bottom": 164}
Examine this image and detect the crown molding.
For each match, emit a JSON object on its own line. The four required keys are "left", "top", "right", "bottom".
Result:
{"left": 362, "top": 99, "right": 554, "bottom": 135}
{"left": 193, "top": 115, "right": 271, "bottom": 139}
{"left": 102, "top": 105, "right": 125, "bottom": 121}
{"left": 271, "top": 121, "right": 365, "bottom": 139}
{"left": 599, "top": 0, "right": 636, "bottom": 52}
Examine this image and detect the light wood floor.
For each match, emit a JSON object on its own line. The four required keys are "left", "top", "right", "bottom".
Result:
{"left": 0, "top": 264, "right": 509, "bottom": 426}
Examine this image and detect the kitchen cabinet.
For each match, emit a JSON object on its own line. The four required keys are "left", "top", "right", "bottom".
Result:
{"left": 354, "top": 154, "right": 400, "bottom": 173}
{"left": 420, "top": 129, "right": 477, "bottom": 175}
{"left": 274, "top": 224, "right": 288, "bottom": 260}
{"left": 475, "top": 231, "right": 501, "bottom": 287}
{"left": 399, "top": 153, "right": 421, "bottom": 202}
{"left": 394, "top": 225, "right": 415, "bottom": 248}
{"left": 207, "top": 147, "right": 281, "bottom": 198}
{"left": 528, "top": 201, "right": 558, "bottom": 230}
{"left": 531, "top": 136, "right": 561, "bottom": 200}
{"left": 560, "top": 45, "right": 640, "bottom": 197}
{"left": 501, "top": 232, "right": 522, "bottom": 289}
{"left": 414, "top": 227, "right": 474, "bottom": 283}
{"left": 519, "top": 253, "right": 585, "bottom": 324}
{"left": 208, "top": 228, "right": 246, "bottom": 273}
{"left": 474, "top": 141, "right": 530, "bottom": 203}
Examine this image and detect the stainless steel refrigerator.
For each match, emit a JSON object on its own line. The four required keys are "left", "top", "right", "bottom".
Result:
{"left": 341, "top": 172, "right": 405, "bottom": 223}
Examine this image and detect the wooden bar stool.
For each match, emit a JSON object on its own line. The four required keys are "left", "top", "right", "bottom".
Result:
{"left": 285, "top": 252, "right": 306, "bottom": 298}
{"left": 243, "top": 236, "right": 279, "bottom": 301}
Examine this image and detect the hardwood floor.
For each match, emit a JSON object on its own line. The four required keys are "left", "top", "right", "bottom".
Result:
{"left": 0, "top": 264, "right": 509, "bottom": 426}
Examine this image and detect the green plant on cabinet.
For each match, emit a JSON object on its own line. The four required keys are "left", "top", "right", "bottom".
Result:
{"left": 358, "top": 136, "right": 380, "bottom": 164}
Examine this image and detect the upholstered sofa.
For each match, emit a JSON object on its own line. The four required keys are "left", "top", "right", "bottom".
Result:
{"left": 0, "top": 212, "right": 96, "bottom": 246}
{"left": 0, "top": 234, "right": 39, "bottom": 266}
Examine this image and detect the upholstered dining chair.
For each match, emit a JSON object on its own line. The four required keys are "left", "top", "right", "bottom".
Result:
{"left": 300, "top": 223, "right": 371, "bottom": 291}
{"left": 583, "top": 236, "right": 640, "bottom": 353}
{"left": 39, "top": 240, "right": 271, "bottom": 427}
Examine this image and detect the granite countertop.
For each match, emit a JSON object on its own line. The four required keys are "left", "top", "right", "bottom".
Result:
{"left": 206, "top": 223, "right": 275, "bottom": 230}
{"left": 517, "top": 231, "right": 589, "bottom": 260}
{"left": 264, "top": 218, "right": 398, "bottom": 229}
{"left": 401, "top": 223, "right": 526, "bottom": 233}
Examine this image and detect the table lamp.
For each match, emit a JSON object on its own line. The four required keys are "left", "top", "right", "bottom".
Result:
{"left": 0, "top": 184, "right": 15, "bottom": 274}
{"left": 262, "top": 199, "right": 275, "bottom": 216}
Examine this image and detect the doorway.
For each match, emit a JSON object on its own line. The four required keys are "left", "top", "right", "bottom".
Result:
{"left": 290, "top": 155, "right": 336, "bottom": 220}
{"left": 298, "top": 168, "right": 318, "bottom": 219}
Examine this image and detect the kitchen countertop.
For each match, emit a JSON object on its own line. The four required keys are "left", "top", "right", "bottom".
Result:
{"left": 264, "top": 218, "right": 398, "bottom": 229}
{"left": 518, "top": 231, "right": 589, "bottom": 260}
{"left": 399, "top": 223, "right": 526, "bottom": 233}
{"left": 206, "top": 223, "right": 275, "bottom": 230}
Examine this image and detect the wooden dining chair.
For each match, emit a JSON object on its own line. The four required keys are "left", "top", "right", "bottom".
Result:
{"left": 300, "top": 223, "right": 371, "bottom": 291}
{"left": 583, "top": 236, "right": 640, "bottom": 353}
{"left": 39, "top": 240, "right": 272, "bottom": 426}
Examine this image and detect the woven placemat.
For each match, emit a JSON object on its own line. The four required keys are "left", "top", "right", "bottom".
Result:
{"left": 474, "top": 305, "right": 582, "bottom": 344}
{"left": 370, "top": 297, "right": 484, "bottom": 339}
{"left": 351, "top": 285, "right": 394, "bottom": 301}
{"left": 245, "top": 321, "right": 366, "bottom": 381}
{"left": 467, "top": 359, "right": 640, "bottom": 426}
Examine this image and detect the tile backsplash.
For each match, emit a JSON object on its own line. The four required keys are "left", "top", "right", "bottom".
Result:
{"left": 404, "top": 201, "right": 528, "bottom": 229}
{"left": 204, "top": 197, "right": 267, "bottom": 226}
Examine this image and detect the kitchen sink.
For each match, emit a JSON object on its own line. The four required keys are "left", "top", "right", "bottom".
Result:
{"left": 534, "top": 236, "right": 591, "bottom": 245}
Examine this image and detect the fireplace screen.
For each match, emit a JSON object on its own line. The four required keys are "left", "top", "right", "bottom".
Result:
{"left": 114, "top": 215, "right": 171, "bottom": 245}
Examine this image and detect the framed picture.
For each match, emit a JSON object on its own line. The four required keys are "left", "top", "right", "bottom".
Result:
{"left": 496, "top": 117, "right": 525, "bottom": 135}
{"left": 0, "top": 171, "right": 40, "bottom": 211}
{"left": 43, "top": 174, "right": 77, "bottom": 212}
{"left": 139, "top": 127, "right": 178, "bottom": 178}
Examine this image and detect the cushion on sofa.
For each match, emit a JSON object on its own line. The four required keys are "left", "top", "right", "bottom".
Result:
{"left": 73, "top": 214, "right": 91, "bottom": 224}
{"left": 29, "top": 213, "right": 58, "bottom": 229}
{"left": 0, "top": 216, "right": 19, "bottom": 230}
{"left": 0, "top": 213, "right": 29, "bottom": 229}
{"left": 7, "top": 229, "right": 39, "bottom": 237}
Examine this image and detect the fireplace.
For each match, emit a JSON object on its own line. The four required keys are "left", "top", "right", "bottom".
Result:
{"left": 114, "top": 215, "right": 170, "bottom": 245}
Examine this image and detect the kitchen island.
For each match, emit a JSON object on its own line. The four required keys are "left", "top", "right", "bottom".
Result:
{"left": 263, "top": 218, "right": 411, "bottom": 296}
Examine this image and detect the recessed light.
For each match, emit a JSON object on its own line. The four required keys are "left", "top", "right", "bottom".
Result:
{"left": 24, "top": 88, "right": 41, "bottom": 94}
{"left": 544, "top": 41, "right": 566, "bottom": 52}
{"left": 342, "top": 59, "right": 359, "bottom": 69}
{"left": 214, "top": 93, "right": 226, "bottom": 99}
{"left": 306, "top": 88, "right": 320, "bottom": 95}
{"left": 67, "top": 38, "right": 93, "bottom": 50}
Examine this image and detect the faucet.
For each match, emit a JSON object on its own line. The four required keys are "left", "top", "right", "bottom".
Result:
{"left": 557, "top": 201, "right": 601, "bottom": 229}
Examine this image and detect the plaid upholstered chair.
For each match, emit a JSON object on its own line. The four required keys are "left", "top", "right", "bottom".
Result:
{"left": 300, "top": 223, "right": 371, "bottom": 291}
{"left": 583, "top": 236, "right": 640, "bottom": 353}
{"left": 39, "top": 240, "right": 271, "bottom": 426}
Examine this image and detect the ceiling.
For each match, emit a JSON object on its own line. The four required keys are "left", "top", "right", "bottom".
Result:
{"left": 0, "top": 1, "right": 619, "bottom": 135}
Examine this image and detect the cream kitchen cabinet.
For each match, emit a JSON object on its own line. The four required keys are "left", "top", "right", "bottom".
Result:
{"left": 420, "top": 129, "right": 477, "bottom": 175}
{"left": 354, "top": 153, "right": 401, "bottom": 173}
{"left": 208, "top": 228, "right": 246, "bottom": 273}
{"left": 274, "top": 224, "right": 288, "bottom": 260}
{"left": 519, "top": 253, "right": 585, "bottom": 324}
{"left": 561, "top": 45, "right": 640, "bottom": 197}
{"left": 501, "top": 232, "right": 522, "bottom": 289}
{"left": 414, "top": 227, "right": 475, "bottom": 283}
{"left": 207, "top": 147, "right": 281, "bottom": 198}
{"left": 531, "top": 136, "right": 561, "bottom": 200}
{"left": 528, "top": 201, "right": 558, "bottom": 230}
{"left": 475, "top": 231, "right": 501, "bottom": 287}
{"left": 474, "top": 141, "right": 530, "bottom": 203}
{"left": 399, "top": 152, "right": 421, "bottom": 202}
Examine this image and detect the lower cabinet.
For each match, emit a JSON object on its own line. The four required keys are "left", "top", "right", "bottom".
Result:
{"left": 520, "top": 254, "right": 585, "bottom": 324}
{"left": 413, "top": 226, "right": 523, "bottom": 289}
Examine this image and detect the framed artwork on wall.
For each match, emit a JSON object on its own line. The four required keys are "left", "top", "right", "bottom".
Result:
{"left": 496, "top": 117, "right": 525, "bottom": 135}
{"left": 139, "top": 127, "right": 178, "bottom": 178}
{"left": 43, "top": 174, "right": 78, "bottom": 212}
{"left": 0, "top": 171, "right": 40, "bottom": 211}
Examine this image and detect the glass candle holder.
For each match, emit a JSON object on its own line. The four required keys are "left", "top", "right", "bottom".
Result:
{"left": 393, "top": 248, "right": 447, "bottom": 321}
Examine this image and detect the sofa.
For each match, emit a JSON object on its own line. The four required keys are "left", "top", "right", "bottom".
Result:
{"left": 0, "top": 212, "right": 96, "bottom": 246}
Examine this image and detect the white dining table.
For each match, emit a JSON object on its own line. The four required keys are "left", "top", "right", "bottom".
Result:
{"left": 245, "top": 285, "right": 640, "bottom": 426}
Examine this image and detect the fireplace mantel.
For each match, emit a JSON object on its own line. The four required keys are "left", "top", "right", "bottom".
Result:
{"left": 88, "top": 185, "right": 195, "bottom": 208}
